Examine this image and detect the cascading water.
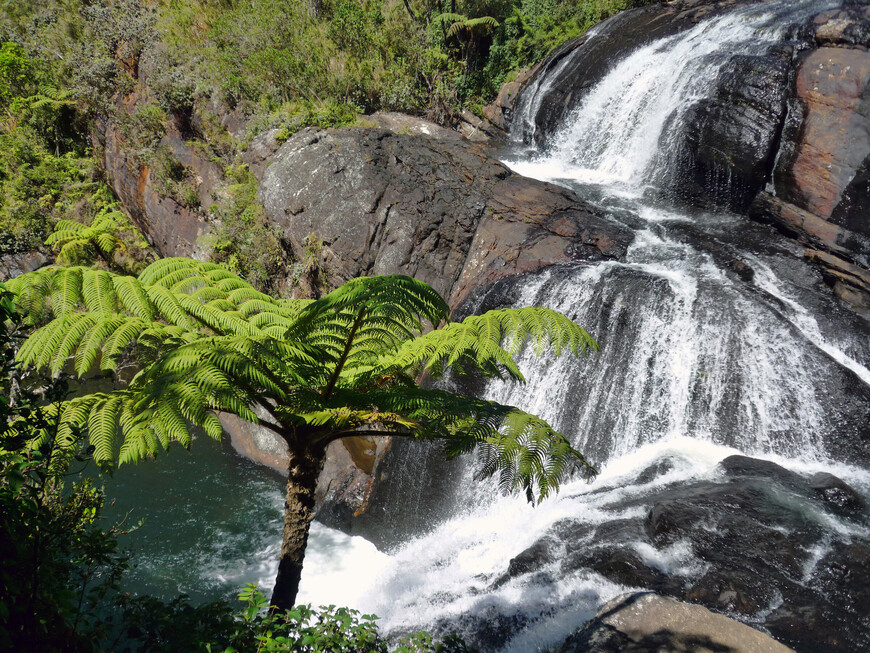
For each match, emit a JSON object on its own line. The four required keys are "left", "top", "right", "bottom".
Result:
{"left": 103, "top": 1, "right": 870, "bottom": 651}
{"left": 348, "top": 1, "right": 870, "bottom": 650}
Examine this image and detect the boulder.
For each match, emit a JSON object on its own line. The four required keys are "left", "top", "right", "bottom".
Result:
{"left": 259, "top": 127, "right": 632, "bottom": 309}
{"left": 774, "top": 47, "right": 870, "bottom": 228}
{"left": 559, "top": 593, "right": 794, "bottom": 653}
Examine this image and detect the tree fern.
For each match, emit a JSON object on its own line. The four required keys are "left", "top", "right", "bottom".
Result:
{"left": 9, "top": 258, "right": 604, "bottom": 611}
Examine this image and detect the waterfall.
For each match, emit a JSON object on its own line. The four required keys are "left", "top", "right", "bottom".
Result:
{"left": 510, "top": 0, "right": 838, "bottom": 194}
{"left": 354, "top": 1, "right": 870, "bottom": 650}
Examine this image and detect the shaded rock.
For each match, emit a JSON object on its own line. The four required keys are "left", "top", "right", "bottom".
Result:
{"left": 483, "top": 64, "right": 541, "bottom": 131}
{"left": 218, "top": 410, "right": 390, "bottom": 527}
{"left": 665, "top": 47, "right": 793, "bottom": 211}
{"left": 457, "top": 110, "right": 499, "bottom": 143}
{"left": 559, "top": 592, "right": 795, "bottom": 653}
{"left": 0, "top": 249, "right": 50, "bottom": 282}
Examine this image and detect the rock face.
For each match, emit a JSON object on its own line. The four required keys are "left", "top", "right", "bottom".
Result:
{"left": 0, "top": 250, "right": 50, "bottom": 282}
{"left": 665, "top": 45, "right": 794, "bottom": 211}
{"left": 102, "top": 91, "right": 221, "bottom": 260}
{"left": 498, "top": 455, "right": 870, "bottom": 652}
{"left": 259, "top": 127, "right": 631, "bottom": 309}
{"left": 560, "top": 592, "right": 795, "bottom": 653}
{"left": 751, "top": 9, "right": 870, "bottom": 310}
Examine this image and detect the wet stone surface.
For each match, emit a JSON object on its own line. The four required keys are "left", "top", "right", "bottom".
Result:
{"left": 492, "top": 455, "right": 870, "bottom": 653}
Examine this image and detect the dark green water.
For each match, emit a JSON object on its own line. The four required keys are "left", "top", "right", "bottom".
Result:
{"left": 96, "top": 436, "right": 285, "bottom": 604}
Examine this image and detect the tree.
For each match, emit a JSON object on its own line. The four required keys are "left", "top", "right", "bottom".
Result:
{"left": 6, "top": 257, "right": 598, "bottom": 612}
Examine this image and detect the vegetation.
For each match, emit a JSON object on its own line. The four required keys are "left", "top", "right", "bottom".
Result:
{"left": 7, "top": 256, "right": 597, "bottom": 611}
{"left": 0, "top": 0, "right": 636, "bottom": 646}
{"left": 2, "top": 0, "right": 657, "bottom": 289}
{"left": 0, "top": 280, "right": 483, "bottom": 651}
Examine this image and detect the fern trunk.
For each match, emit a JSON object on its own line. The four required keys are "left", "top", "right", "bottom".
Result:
{"left": 270, "top": 442, "right": 326, "bottom": 613}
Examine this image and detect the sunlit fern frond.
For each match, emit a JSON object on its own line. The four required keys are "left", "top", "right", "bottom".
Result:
{"left": 371, "top": 306, "right": 596, "bottom": 386}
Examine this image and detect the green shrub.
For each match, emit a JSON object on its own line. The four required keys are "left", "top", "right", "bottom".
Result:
{"left": 205, "top": 164, "right": 286, "bottom": 293}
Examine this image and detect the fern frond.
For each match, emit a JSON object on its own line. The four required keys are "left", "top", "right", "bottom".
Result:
{"left": 81, "top": 269, "right": 118, "bottom": 313}
{"left": 147, "top": 285, "right": 199, "bottom": 330}
{"left": 113, "top": 276, "right": 156, "bottom": 319}
{"left": 49, "top": 267, "right": 83, "bottom": 316}
{"left": 88, "top": 394, "right": 125, "bottom": 462}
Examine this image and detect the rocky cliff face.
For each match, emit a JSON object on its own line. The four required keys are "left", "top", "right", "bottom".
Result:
{"left": 101, "top": 90, "right": 221, "bottom": 260}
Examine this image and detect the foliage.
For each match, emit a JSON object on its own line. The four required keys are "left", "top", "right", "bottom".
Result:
{"left": 272, "top": 101, "right": 361, "bottom": 143}
{"left": 43, "top": 188, "right": 153, "bottom": 275}
{"left": 0, "top": 284, "right": 129, "bottom": 651}
{"left": 205, "top": 164, "right": 286, "bottom": 293}
{"left": 211, "top": 585, "right": 472, "bottom": 653}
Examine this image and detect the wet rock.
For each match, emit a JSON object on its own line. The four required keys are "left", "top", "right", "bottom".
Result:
{"left": 748, "top": 193, "right": 870, "bottom": 267}
{"left": 559, "top": 592, "right": 795, "bottom": 653}
{"left": 507, "top": 536, "right": 559, "bottom": 577}
{"left": 647, "top": 500, "right": 709, "bottom": 544}
{"left": 666, "top": 48, "right": 793, "bottom": 211}
{"left": 718, "top": 455, "right": 805, "bottom": 487}
{"left": 808, "top": 472, "right": 868, "bottom": 515}
{"left": 813, "top": 5, "right": 870, "bottom": 48}
{"left": 495, "top": 454, "right": 870, "bottom": 652}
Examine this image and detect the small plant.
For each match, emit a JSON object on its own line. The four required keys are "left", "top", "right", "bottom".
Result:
{"left": 213, "top": 585, "right": 474, "bottom": 653}
{"left": 205, "top": 164, "right": 286, "bottom": 292}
